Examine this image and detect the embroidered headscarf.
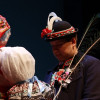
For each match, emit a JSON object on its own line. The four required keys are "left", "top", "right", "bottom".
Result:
{"left": 0, "top": 15, "right": 11, "bottom": 48}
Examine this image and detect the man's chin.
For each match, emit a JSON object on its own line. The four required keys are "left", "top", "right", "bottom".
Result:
{"left": 56, "top": 57, "right": 65, "bottom": 62}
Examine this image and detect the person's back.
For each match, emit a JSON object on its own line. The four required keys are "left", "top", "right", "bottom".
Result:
{"left": 0, "top": 47, "right": 55, "bottom": 100}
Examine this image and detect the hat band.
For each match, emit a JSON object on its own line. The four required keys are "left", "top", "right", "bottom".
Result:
{"left": 46, "top": 26, "right": 76, "bottom": 40}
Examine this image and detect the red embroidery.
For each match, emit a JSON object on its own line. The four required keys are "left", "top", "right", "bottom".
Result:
{"left": 0, "top": 15, "right": 10, "bottom": 38}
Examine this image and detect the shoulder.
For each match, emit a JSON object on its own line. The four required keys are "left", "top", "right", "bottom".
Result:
{"left": 83, "top": 54, "right": 100, "bottom": 67}
{"left": 78, "top": 51, "right": 100, "bottom": 65}
{"left": 7, "top": 81, "right": 55, "bottom": 100}
{"left": 7, "top": 82, "right": 30, "bottom": 99}
{"left": 7, "top": 82, "right": 40, "bottom": 99}
{"left": 85, "top": 54, "right": 100, "bottom": 61}
{"left": 81, "top": 55, "right": 100, "bottom": 77}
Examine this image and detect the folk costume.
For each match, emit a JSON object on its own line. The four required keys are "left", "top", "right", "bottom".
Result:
{"left": 0, "top": 47, "right": 55, "bottom": 100}
{"left": 41, "top": 12, "right": 100, "bottom": 100}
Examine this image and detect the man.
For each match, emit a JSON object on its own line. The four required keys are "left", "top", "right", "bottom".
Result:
{"left": 0, "top": 15, "right": 11, "bottom": 48}
{"left": 41, "top": 12, "right": 100, "bottom": 100}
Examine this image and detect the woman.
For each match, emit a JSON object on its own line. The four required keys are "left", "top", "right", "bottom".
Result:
{"left": 0, "top": 47, "right": 55, "bottom": 100}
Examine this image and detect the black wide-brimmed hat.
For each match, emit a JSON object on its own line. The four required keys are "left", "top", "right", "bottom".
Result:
{"left": 41, "top": 12, "right": 78, "bottom": 41}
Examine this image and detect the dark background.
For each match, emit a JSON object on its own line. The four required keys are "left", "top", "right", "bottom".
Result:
{"left": 0, "top": 0, "right": 100, "bottom": 80}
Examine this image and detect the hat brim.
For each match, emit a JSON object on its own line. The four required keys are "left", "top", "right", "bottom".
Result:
{"left": 45, "top": 28, "right": 78, "bottom": 42}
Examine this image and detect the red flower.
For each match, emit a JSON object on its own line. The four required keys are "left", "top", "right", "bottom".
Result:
{"left": 41, "top": 28, "right": 52, "bottom": 38}
{"left": 57, "top": 70, "right": 64, "bottom": 76}
{"left": 58, "top": 77, "right": 62, "bottom": 82}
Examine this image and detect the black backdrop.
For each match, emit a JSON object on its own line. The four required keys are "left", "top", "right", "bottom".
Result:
{"left": 0, "top": 0, "right": 100, "bottom": 80}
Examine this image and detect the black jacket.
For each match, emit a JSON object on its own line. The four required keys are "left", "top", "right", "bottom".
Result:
{"left": 44, "top": 54, "right": 100, "bottom": 100}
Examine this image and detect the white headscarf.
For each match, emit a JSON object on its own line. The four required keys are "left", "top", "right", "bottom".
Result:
{"left": 0, "top": 47, "right": 35, "bottom": 87}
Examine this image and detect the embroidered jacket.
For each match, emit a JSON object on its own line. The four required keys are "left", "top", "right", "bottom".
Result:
{"left": 0, "top": 76, "right": 55, "bottom": 100}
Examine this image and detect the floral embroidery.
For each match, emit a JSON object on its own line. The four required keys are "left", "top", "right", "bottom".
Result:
{"left": 50, "top": 59, "right": 72, "bottom": 87}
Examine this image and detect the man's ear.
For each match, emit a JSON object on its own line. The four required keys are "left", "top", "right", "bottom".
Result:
{"left": 71, "top": 37, "right": 77, "bottom": 45}
{"left": 71, "top": 37, "right": 77, "bottom": 51}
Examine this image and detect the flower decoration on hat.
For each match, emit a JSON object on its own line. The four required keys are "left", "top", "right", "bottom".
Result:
{"left": 41, "top": 12, "right": 62, "bottom": 39}
{"left": 41, "top": 12, "right": 78, "bottom": 41}
{"left": 41, "top": 28, "right": 52, "bottom": 38}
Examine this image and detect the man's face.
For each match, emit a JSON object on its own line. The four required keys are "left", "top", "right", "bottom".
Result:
{"left": 50, "top": 38, "right": 76, "bottom": 62}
